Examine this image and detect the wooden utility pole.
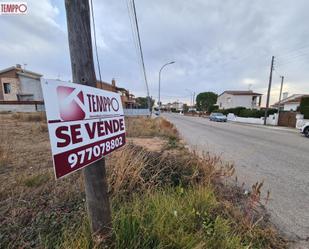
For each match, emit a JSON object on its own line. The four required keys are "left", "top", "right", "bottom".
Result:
{"left": 65, "top": 0, "right": 112, "bottom": 238}
{"left": 264, "top": 56, "right": 275, "bottom": 125}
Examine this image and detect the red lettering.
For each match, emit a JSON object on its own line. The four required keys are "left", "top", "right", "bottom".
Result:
{"left": 4, "top": 4, "right": 17, "bottom": 12}
{"left": 86, "top": 94, "right": 120, "bottom": 114}
{"left": 119, "top": 118, "right": 125, "bottom": 131}
{"left": 96, "top": 96, "right": 105, "bottom": 112}
{"left": 71, "top": 124, "right": 83, "bottom": 144}
{"left": 91, "top": 95, "right": 96, "bottom": 112}
{"left": 112, "top": 119, "right": 120, "bottom": 132}
{"left": 104, "top": 97, "right": 112, "bottom": 112}
{"left": 104, "top": 120, "right": 113, "bottom": 135}
{"left": 19, "top": 4, "right": 27, "bottom": 12}
{"left": 111, "top": 98, "right": 119, "bottom": 111}
{"left": 85, "top": 122, "right": 97, "bottom": 139}
{"left": 56, "top": 126, "right": 70, "bottom": 147}
{"left": 87, "top": 94, "right": 92, "bottom": 112}
{"left": 98, "top": 121, "right": 106, "bottom": 136}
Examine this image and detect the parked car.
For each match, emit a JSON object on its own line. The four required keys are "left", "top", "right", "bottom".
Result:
{"left": 209, "top": 112, "right": 227, "bottom": 122}
{"left": 301, "top": 122, "right": 309, "bottom": 137}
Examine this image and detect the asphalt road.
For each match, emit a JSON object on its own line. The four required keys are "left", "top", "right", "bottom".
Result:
{"left": 163, "top": 113, "right": 309, "bottom": 244}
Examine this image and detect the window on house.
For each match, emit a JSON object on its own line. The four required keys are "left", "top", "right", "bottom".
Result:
{"left": 227, "top": 97, "right": 231, "bottom": 103}
{"left": 3, "top": 83, "right": 11, "bottom": 94}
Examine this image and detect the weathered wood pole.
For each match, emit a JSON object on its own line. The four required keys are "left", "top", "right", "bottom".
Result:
{"left": 64, "top": 0, "right": 112, "bottom": 238}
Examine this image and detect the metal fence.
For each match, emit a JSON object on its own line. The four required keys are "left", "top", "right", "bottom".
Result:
{"left": 123, "top": 108, "right": 150, "bottom": 117}
{"left": 0, "top": 102, "right": 149, "bottom": 117}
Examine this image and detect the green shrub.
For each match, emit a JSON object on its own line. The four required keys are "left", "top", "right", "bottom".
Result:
{"left": 208, "top": 104, "right": 217, "bottom": 113}
{"left": 217, "top": 107, "right": 277, "bottom": 118}
{"left": 300, "top": 97, "right": 309, "bottom": 119}
{"left": 24, "top": 173, "right": 50, "bottom": 187}
{"left": 112, "top": 187, "right": 245, "bottom": 249}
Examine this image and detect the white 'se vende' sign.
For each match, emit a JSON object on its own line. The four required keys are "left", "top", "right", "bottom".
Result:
{"left": 41, "top": 79, "right": 126, "bottom": 179}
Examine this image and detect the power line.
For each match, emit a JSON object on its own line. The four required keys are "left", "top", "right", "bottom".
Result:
{"left": 126, "top": 0, "right": 151, "bottom": 109}
{"left": 126, "top": 0, "right": 144, "bottom": 81}
{"left": 277, "top": 54, "right": 309, "bottom": 67}
{"left": 279, "top": 50, "right": 309, "bottom": 61}
{"left": 89, "top": 0, "right": 102, "bottom": 85}
{"left": 277, "top": 44, "right": 309, "bottom": 58}
{"left": 132, "top": 0, "right": 150, "bottom": 97}
{"left": 160, "top": 94, "right": 191, "bottom": 98}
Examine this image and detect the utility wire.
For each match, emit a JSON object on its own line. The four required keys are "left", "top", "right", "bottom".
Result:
{"left": 279, "top": 50, "right": 309, "bottom": 61}
{"left": 278, "top": 44, "right": 309, "bottom": 58}
{"left": 129, "top": 0, "right": 151, "bottom": 105}
{"left": 277, "top": 55, "right": 309, "bottom": 67}
{"left": 126, "top": 0, "right": 145, "bottom": 84}
{"left": 90, "top": 0, "right": 102, "bottom": 86}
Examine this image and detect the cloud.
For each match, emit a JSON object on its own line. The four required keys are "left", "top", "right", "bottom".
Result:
{"left": 0, "top": 0, "right": 70, "bottom": 79}
{"left": 0, "top": 0, "right": 308, "bottom": 105}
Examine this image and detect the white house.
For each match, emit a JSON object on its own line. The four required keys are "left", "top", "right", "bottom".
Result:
{"left": 161, "top": 101, "right": 184, "bottom": 111}
{"left": 272, "top": 94, "right": 309, "bottom": 111}
{"left": 216, "top": 90, "right": 262, "bottom": 109}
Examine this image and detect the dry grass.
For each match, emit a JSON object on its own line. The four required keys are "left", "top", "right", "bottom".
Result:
{"left": 0, "top": 134, "right": 11, "bottom": 171}
{"left": 12, "top": 112, "right": 46, "bottom": 122}
{"left": 0, "top": 114, "right": 287, "bottom": 249}
{"left": 108, "top": 145, "right": 235, "bottom": 200}
{"left": 125, "top": 117, "right": 178, "bottom": 139}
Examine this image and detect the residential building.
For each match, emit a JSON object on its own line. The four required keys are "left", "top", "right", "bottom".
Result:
{"left": 96, "top": 78, "right": 137, "bottom": 108}
{"left": 172, "top": 101, "right": 184, "bottom": 110}
{"left": 161, "top": 101, "right": 184, "bottom": 111}
{"left": 0, "top": 64, "right": 43, "bottom": 101}
{"left": 0, "top": 65, "right": 137, "bottom": 109}
{"left": 188, "top": 106, "right": 197, "bottom": 112}
{"left": 216, "top": 90, "right": 262, "bottom": 109}
{"left": 272, "top": 94, "right": 309, "bottom": 111}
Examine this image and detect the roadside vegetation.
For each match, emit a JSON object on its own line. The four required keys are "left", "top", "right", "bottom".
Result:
{"left": 0, "top": 113, "right": 287, "bottom": 248}
{"left": 215, "top": 107, "right": 278, "bottom": 118}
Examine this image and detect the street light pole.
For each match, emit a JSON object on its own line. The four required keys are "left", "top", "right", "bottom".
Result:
{"left": 158, "top": 61, "right": 175, "bottom": 115}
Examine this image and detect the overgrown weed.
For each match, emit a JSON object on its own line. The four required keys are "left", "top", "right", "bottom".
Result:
{"left": 0, "top": 114, "right": 287, "bottom": 249}
{"left": 125, "top": 117, "right": 178, "bottom": 139}
{"left": 0, "top": 129, "right": 12, "bottom": 172}
{"left": 23, "top": 173, "right": 50, "bottom": 187}
{"left": 12, "top": 112, "right": 46, "bottom": 122}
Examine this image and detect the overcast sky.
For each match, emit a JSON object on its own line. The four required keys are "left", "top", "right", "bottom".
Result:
{"left": 1, "top": 0, "right": 309, "bottom": 105}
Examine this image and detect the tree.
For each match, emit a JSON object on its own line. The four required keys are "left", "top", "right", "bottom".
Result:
{"left": 300, "top": 97, "right": 309, "bottom": 119}
{"left": 136, "top": 97, "right": 154, "bottom": 109}
{"left": 196, "top": 92, "right": 218, "bottom": 112}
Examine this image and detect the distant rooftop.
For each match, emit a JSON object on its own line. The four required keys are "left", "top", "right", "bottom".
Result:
{"left": 272, "top": 94, "right": 309, "bottom": 107}
{"left": 0, "top": 64, "right": 42, "bottom": 79}
{"left": 219, "top": 90, "right": 262, "bottom": 96}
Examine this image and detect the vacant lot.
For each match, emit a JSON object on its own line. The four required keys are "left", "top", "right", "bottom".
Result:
{"left": 0, "top": 113, "right": 287, "bottom": 249}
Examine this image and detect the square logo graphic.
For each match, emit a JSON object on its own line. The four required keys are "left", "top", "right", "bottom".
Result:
{"left": 57, "top": 86, "right": 86, "bottom": 121}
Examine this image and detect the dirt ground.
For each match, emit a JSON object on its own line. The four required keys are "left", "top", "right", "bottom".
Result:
{"left": 127, "top": 137, "right": 166, "bottom": 152}
{"left": 0, "top": 113, "right": 166, "bottom": 183}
